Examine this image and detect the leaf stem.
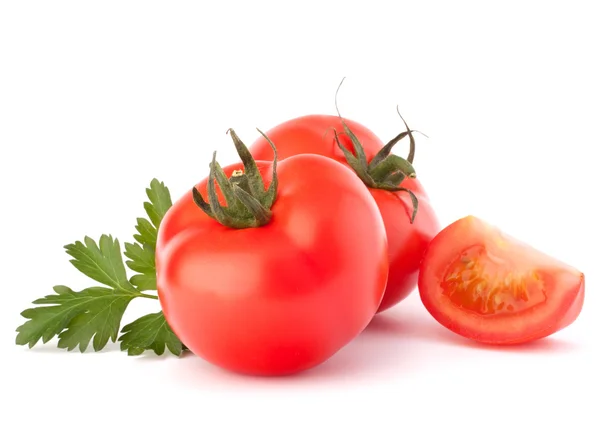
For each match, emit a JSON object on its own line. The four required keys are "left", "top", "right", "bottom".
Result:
{"left": 137, "top": 293, "right": 159, "bottom": 300}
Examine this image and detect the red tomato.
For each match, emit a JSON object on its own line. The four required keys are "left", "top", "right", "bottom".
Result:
{"left": 156, "top": 137, "right": 388, "bottom": 376}
{"left": 250, "top": 115, "right": 384, "bottom": 165}
{"left": 249, "top": 114, "right": 439, "bottom": 312}
{"left": 418, "top": 215, "right": 585, "bottom": 344}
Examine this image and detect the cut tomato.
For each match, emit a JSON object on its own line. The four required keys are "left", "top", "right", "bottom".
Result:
{"left": 418, "top": 215, "right": 585, "bottom": 344}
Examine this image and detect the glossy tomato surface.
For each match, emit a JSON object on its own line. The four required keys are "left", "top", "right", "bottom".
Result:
{"left": 249, "top": 114, "right": 384, "bottom": 164}
{"left": 249, "top": 114, "right": 439, "bottom": 312}
{"left": 418, "top": 215, "right": 585, "bottom": 344}
{"left": 156, "top": 154, "right": 388, "bottom": 375}
{"left": 369, "top": 184, "right": 439, "bottom": 311}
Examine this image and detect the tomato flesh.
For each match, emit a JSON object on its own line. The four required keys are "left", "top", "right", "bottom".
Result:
{"left": 440, "top": 245, "right": 548, "bottom": 316}
{"left": 419, "top": 216, "right": 584, "bottom": 344}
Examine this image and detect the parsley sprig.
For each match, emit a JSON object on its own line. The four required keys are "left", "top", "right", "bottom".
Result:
{"left": 15, "top": 179, "right": 185, "bottom": 357}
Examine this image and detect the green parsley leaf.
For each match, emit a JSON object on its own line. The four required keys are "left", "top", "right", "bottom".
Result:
{"left": 124, "top": 242, "right": 157, "bottom": 291}
{"left": 125, "top": 178, "right": 172, "bottom": 292}
{"left": 145, "top": 178, "right": 173, "bottom": 229}
{"left": 119, "top": 312, "right": 185, "bottom": 356}
{"left": 64, "top": 235, "right": 135, "bottom": 292}
{"left": 134, "top": 178, "right": 172, "bottom": 249}
{"left": 133, "top": 217, "right": 157, "bottom": 248}
{"left": 16, "top": 285, "right": 135, "bottom": 352}
{"left": 16, "top": 179, "right": 185, "bottom": 357}
{"left": 16, "top": 235, "right": 142, "bottom": 351}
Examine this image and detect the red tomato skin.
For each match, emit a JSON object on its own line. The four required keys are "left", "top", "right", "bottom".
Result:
{"left": 369, "top": 185, "right": 440, "bottom": 312}
{"left": 249, "top": 114, "right": 439, "bottom": 312}
{"left": 249, "top": 114, "right": 384, "bottom": 164}
{"left": 418, "top": 215, "right": 585, "bottom": 345}
{"left": 156, "top": 155, "right": 388, "bottom": 375}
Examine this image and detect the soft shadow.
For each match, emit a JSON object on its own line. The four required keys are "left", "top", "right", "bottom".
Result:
{"left": 22, "top": 341, "right": 122, "bottom": 354}
{"left": 136, "top": 348, "right": 196, "bottom": 362}
{"left": 365, "top": 310, "right": 461, "bottom": 343}
{"left": 366, "top": 312, "right": 431, "bottom": 337}
{"left": 366, "top": 311, "right": 581, "bottom": 354}
{"left": 168, "top": 314, "right": 431, "bottom": 387}
{"left": 164, "top": 309, "right": 581, "bottom": 387}
{"left": 443, "top": 334, "right": 581, "bottom": 353}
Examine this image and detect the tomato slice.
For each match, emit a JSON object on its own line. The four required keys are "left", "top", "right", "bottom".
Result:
{"left": 418, "top": 216, "right": 585, "bottom": 344}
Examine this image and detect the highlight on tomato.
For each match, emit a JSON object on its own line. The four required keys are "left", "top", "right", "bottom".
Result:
{"left": 155, "top": 129, "right": 389, "bottom": 376}
{"left": 249, "top": 88, "right": 439, "bottom": 312}
{"left": 418, "top": 215, "right": 585, "bottom": 345}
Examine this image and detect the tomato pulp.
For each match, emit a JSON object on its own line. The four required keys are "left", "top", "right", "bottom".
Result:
{"left": 418, "top": 215, "right": 585, "bottom": 344}
{"left": 156, "top": 135, "right": 388, "bottom": 376}
{"left": 249, "top": 114, "right": 439, "bottom": 312}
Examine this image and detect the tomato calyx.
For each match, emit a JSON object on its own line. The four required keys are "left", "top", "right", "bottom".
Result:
{"left": 332, "top": 81, "right": 423, "bottom": 222}
{"left": 192, "top": 128, "right": 278, "bottom": 229}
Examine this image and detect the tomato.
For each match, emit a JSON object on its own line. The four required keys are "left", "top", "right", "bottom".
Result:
{"left": 156, "top": 131, "right": 388, "bottom": 376}
{"left": 249, "top": 115, "right": 385, "bottom": 166}
{"left": 249, "top": 114, "right": 439, "bottom": 312}
{"left": 418, "top": 215, "right": 585, "bottom": 344}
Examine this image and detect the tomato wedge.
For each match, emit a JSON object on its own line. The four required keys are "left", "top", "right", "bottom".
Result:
{"left": 418, "top": 215, "right": 585, "bottom": 344}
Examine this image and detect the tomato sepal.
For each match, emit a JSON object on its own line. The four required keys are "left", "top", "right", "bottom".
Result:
{"left": 191, "top": 128, "right": 278, "bottom": 229}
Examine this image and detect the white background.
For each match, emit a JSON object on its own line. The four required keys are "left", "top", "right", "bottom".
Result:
{"left": 1, "top": 1, "right": 598, "bottom": 424}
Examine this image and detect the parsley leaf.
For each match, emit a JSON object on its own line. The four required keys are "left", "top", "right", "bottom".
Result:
{"left": 124, "top": 242, "right": 157, "bottom": 291}
{"left": 15, "top": 179, "right": 185, "bottom": 357}
{"left": 119, "top": 312, "right": 185, "bottom": 356}
{"left": 65, "top": 235, "right": 135, "bottom": 292}
{"left": 133, "top": 178, "right": 172, "bottom": 249}
{"left": 144, "top": 178, "right": 173, "bottom": 233}
{"left": 16, "top": 285, "right": 135, "bottom": 352}
{"left": 15, "top": 235, "right": 143, "bottom": 352}
{"left": 125, "top": 178, "right": 172, "bottom": 292}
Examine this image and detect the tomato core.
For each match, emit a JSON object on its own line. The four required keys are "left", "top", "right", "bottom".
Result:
{"left": 440, "top": 244, "right": 548, "bottom": 316}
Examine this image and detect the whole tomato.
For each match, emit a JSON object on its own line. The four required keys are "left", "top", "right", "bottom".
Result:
{"left": 156, "top": 130, "right": 388, "bottom": 376}
{"left": 249, "top": 113, "right": 439, "bottom": 312}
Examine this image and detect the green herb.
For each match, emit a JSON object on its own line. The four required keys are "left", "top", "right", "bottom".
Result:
{"left": 15, "top": 179, "right": 185, "bottom": 357}
{"left": 124, "top": 179, "right": 172, "bottom": 291}
{"left": 119, "top": 312, "right": 185, "bottom": 356}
